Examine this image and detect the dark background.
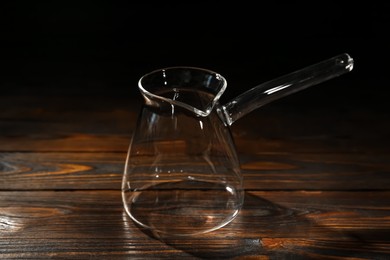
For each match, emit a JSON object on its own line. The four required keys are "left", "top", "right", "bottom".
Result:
{"left": 1, "top": 2, "right": 389, "bottom": 109}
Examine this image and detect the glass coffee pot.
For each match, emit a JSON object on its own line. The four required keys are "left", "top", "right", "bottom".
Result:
{"left": 122, "top": 53, "right": 354, "bottom": 236}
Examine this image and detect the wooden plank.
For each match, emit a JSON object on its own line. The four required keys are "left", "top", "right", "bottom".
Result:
{"left": 0, "top": 95, "right": 136, "bottom": 152}
{"left": 1, "top": 96, "right": 390, "bottom": 153}
{"left": 0, "top": 134, "right": 132, "bottom": 152}
{"left": 1, "top": 152, "right": 389, "bottom": 191}
{"left": 2, "top": 133, "right": 390, "bottom": 154}
{"left": 0, "top": 190, "right": 389, "bottom": 259}
{"left": 0, "top": 152, "right": 124, "bottom": 190}
{"left": 241, "top": 152, "right": 390, "bottom": 190}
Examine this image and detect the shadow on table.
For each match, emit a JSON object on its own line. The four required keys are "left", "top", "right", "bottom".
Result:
{"left": 130, "top": 192, "right": 384, "bottom": 259}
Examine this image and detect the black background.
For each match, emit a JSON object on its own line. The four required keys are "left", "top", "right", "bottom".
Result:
{"left": 1, "top": 2, "right": 389, "bottom": 109}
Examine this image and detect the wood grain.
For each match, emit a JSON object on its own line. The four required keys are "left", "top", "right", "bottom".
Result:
{"left": 1, "top": 190, "right": 389, "bottom": 259}
{"left": 1, "top": 96, "right": 390, "bottom": 154}
{"left": 1, "top": 92, "right": 390, "bottom": 258}
{"left": 1, "top": 152, "right": 389, "bottom": 191}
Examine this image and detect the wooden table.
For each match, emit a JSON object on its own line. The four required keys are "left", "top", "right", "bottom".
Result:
{"left": 1, "top": 83, "right": 390, "bottom": 259}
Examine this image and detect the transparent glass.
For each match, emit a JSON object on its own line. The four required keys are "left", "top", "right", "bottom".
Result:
{"left": 122, "top": 53, "right": 354, "bottom": 236}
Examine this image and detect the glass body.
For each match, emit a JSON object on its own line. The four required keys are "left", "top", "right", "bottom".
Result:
{"left": 122, "top": 67, "right": 244, "bottom": 236}
{"left": 122, "top": 54, "right": 354, "bottom": 236}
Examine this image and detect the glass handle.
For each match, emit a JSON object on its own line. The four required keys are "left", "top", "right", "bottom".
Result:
{"left": 222, "top": 53, "right": 354, "bottom": 125}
